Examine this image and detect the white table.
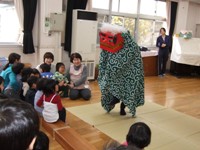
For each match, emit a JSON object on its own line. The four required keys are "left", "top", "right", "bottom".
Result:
{"left": 171, "top": 37, "right": 200, "bottom": 66}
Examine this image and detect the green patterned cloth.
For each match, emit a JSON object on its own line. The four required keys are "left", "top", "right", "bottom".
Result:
{"left": 98, "top": 32, "right": 144, "bottom": 115}
{"left": 52, "top": 71, "right": 69, "bottom": 83}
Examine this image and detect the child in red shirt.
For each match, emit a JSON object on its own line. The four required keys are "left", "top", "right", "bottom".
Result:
{"left": 37, "top": 79, "right": 66, "bottom": 123}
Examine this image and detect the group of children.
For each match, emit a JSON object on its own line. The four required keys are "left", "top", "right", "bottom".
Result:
{"left": 0, "top": 52, "right": 91, "bottom": 123}
{"left": 0, "top": 51, "right": 152, "bottom": 149}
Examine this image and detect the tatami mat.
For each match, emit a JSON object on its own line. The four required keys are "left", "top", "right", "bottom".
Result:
{"left": 67, "top": 101, "right": 200, "bottom": 150}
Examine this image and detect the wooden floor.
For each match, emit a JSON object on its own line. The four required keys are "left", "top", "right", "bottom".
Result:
{"left": 44, "top": 74, "right": 200, "bottom": 149}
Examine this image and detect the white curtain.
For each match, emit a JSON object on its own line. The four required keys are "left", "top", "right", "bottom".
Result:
{"left": 166, "top": 0, "right": 171, "bottom": 34}
{"left": 86, "top": 0, "right": 92, "bottom": 10}
{"left": 14, "top": 0, "right": 24, "bottom": 45}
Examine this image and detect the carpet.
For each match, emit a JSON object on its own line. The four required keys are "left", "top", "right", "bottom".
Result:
{"left": 67, "top": 101, "right": 200, "bottom": 150}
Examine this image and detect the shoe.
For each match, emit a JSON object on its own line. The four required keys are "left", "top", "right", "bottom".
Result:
{"left": 120, "top": 110, "right": 126, "bottom": 115}
{"left": 158, "top": 74, "right": 164, "bottom": 77}
{"left": 120, "top": 102, "right": 126, "bottom": 116}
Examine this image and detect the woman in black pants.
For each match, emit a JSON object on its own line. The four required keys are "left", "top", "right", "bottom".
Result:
{"left": 67, "top": 53, "right": 91, "bottom": 100}
{"left": 156, "top": 28, "right": 171, "bottom": 76}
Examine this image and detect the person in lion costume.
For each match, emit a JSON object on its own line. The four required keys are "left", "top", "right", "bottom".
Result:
{"left": 98, "top": 23, "right": 144, "bottom": 116}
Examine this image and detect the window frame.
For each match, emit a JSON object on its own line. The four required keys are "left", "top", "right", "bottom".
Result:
{"left": 0, "top": 1, "right": 21, "bottom": 47}
{"left": 92, "top": 0, "right": 167, "bottom": 47}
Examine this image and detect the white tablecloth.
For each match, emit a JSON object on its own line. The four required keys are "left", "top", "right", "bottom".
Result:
{"left": 170, "top": 37, "right": 200, "bottom": 66}
{"left": 141, "top": 50, "right": 158, "bottom": 57}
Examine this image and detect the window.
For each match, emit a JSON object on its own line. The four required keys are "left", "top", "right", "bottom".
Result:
{"left": 124, "top": 17, "right": 135, "bottom": 37}
{"left": 97, "top": 15, "right": 109, "bottom": 44}
{"left": 138, "top": 20, "right": 167, "bottom": 46}
{"left": 0, "top": 2, "right": 20, "bottom": 43}
{"left": 112, "top": 0, "right": 138, "bottom": 14}
{"left": 138, "top": 19, "right": 154, "bottom": 46}
{"left": 156, "top": 1, "right": 167, "bottom": 17}
{"left": 111, "top": 16, "right": 135, "bottom": 37}
{"left": 93, "top": 0, "right": 167, "bottom": 47}
{"left": 140, "top": 0, "right": 167, "bottom": 17}
{"left": 140, "top": 0, "right": 156, "bottom": 16}
{"left": 119, "top": 0, "right": 138, "bottom": 14}
{"left": 111, "top": 15, "right": 123, "bottom": 26}
{"left": 92, "top": 0, "right": 109, "bottom": 10}
{"left": 112, "top": 0, "right": 119, "bottom": 12}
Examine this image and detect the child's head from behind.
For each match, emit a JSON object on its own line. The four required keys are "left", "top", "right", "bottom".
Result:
{"left": 0, "top": 76, "right": 4, "bottom": 92}
{"left": 56, "top": 62, "right": 65, "bottom": 74}
{"left": 21, "top": 68, "right": 33, "bottom": 82}
{"left": 12, "top": 63, "right": 24, "bottom": 75}
{"left": 70, "top": 53, "right": 82, "bottom": 66}
{"left": 36, "top": 78, "right": 48, "bottom": 91}
{"left": 40, "top": 63, "right": 51, "bottom": 73}
{"left": 27, "top": 76, "right": 38, "bottom": 89}
{"left": 42, "top": 79, "right": 58, "bottom": 96}
{"left": 33, "top": 131, "right": 49, "bottom": 150}
{"left": 43, "top": 52, "right": 54, "bottom": 65}
{"left": 32, "top": 68, "right": 41, "bottom": 78}
{"left": 0, "top": 99, "right": 39, "bottom": 150}
{"left": 126, "top": 122, "right": 151, "bottom": 149}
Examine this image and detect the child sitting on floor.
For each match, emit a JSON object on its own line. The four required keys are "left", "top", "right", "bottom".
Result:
{"left": 52, "top": 62, "right": 69, "bottom": 97}
{"left": 124, "top": 122, "right": 151, "bottom": 150}
{"left": 21, "top": 67, "right": 33, "bottom": 100}
{"left": 37, "top": 79, "right": 66, "bottom": 123}
{"left": 39, "top": 63, "right": 53, "bottom": 79}
{"left": 33, "top": 131, "right": 49, "bottom": 150}
{"left": 34, "top": 78, "right": 47, "bottom": 116}
{"left": 25, "top": 76, "right": 38, "bottom": 106}
{"left": 32, "top": 68, "right": 41, "bottom": 78}
{"left": 0, "top": 76, "right": 7, "bottom": 99}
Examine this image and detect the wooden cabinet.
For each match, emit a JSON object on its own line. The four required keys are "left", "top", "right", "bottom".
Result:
{"left": 142, "top": 56, "right": 158, "bottom": 76}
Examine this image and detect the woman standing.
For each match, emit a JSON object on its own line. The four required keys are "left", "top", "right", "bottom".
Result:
{"left": 156, "top": 28, "right": 171, "bottom": 76}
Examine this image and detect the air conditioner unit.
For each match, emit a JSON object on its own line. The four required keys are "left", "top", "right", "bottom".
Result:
{"left": 71, "top": 9, "right": 98, "bottom": 80}
{"left": 82, "top": 60, "right": 95, "bottom": 80}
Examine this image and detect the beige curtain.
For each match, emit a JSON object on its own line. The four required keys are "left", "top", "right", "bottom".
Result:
{"left": 86, "top": 0, "right": 92, "bottom": 10}
{"left": 166, "top": 0, "right": 171, "bottom": 34}
{"left": 14, "top": 0, "right": 24, "bottom": 45}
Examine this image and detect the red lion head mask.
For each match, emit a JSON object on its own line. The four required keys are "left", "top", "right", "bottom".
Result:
{"left": 99, "top": 31, "right": 124, "bottom": 53}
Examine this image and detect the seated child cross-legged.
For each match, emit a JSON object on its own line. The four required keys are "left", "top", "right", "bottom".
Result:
{"left": 52, "top": 62, "right": 69, "bottom": 98}
{"left": 37, "top": 79, "right": 66, "bottom": 123}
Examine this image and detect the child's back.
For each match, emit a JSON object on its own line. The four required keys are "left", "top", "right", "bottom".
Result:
{"left": 25, "top": 76, "right": 38, "bottom": 106}
{"left": 40, "top": 63, "right": 53, "bottom": 78}
{"left": 37, "top": 79, "right": 66, "bottom": 123}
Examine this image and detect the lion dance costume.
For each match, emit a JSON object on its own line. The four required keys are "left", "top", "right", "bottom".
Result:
{"left": 98, "top": 23, "right": 144, "bottom": 116}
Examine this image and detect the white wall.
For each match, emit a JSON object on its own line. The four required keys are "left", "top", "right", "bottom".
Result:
{"left": 175, "top": 1, "right": 189, "bottom": 33}
{"left": 0, "top": 46, "right": 38, "bottom": 67}
{"left": 38, "top": 0, "right": 70, "bottom": 68}
{"left": 186, "top": 2, "right": 200, "bottom": 37}
{"left": 0, "top": 0, "right": 71, "bottom": 69}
